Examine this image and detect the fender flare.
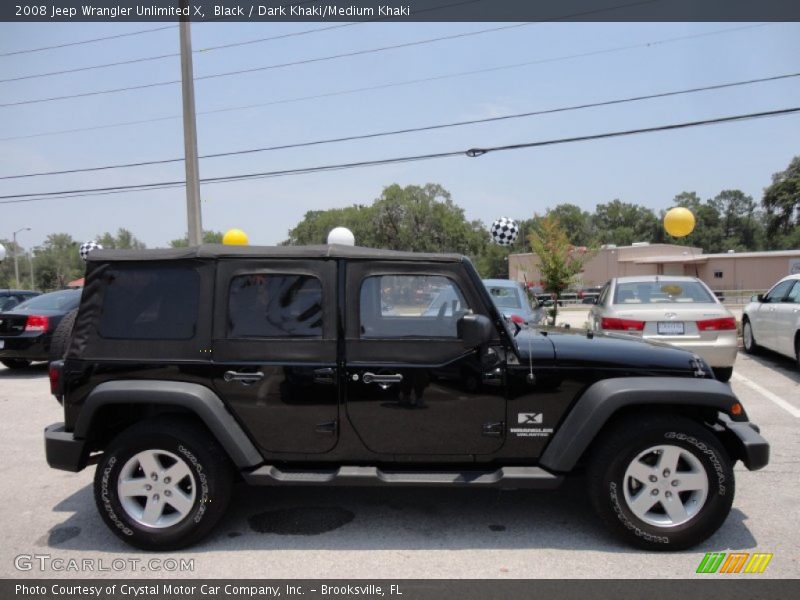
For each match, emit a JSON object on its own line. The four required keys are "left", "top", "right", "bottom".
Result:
{"left": 538, "top": 377, "right": 739, "bottom": 473}
{"left": 75, "top": 380, "right": 263, "bottom": 468}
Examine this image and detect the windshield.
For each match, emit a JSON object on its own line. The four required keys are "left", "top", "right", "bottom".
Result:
{"left": 487, "top": 286, "right": 522, "bottom": 309}
{"left": 613, "top": 281, "right": 715, "bottom": 304}
{"left": 15, "top": 289, "right": 81, "bottom": 311}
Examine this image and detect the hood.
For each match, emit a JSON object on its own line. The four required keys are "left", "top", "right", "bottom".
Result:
{"left": 515, "top": 329, "right": 703, "bottom": 373}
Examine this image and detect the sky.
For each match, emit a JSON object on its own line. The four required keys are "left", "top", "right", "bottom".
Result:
{"left": 0, "top": 19, "right": 799, "bottom": 250}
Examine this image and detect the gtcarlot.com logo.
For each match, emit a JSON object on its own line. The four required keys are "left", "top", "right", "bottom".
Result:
{"left": 14, "top": 554, "right": 194, "bottom": 573}
{"left": 696, "top": 552, "right": 773, "bottom": 574}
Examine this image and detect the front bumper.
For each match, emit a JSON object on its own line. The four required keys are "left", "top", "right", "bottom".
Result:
{"left": 44, "top": 423, "right": 88, "bottom": 472}
{"left": 718, "top": 414, "right": 770, "bottom": 471}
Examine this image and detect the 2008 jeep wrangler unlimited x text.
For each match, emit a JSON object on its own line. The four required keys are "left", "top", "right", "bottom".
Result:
{"left": 44, "top": 244, "right": 769, "bottom": 550}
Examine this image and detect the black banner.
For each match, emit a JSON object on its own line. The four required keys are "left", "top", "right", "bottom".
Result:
{"left": 2, "top": 0, "right": 800, "bottom": 23}
{"left": 4, "top": 580, "right": 800, "bottom": 600}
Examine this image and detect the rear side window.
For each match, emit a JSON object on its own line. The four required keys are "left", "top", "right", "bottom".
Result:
{"left": 228, "top": 274, "right": 323, "bottom": 338}
{"left": 98, "top": 266, "right": 200, "bottom": 340}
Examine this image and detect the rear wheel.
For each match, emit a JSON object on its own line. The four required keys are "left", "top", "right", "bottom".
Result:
{"left": 94, "top": 418, "right": 234, "bottom": 550}
{"left": 1, "top": 359, "right": 32, "bottom": 369}
{"left": 742, "top": 319, "right": 759, "bottom": 354}
{"left": 587, "top": 414, "right": 734, "bottom": 551}
{"left": 49, "top": 309, "right": 77, "bottom": 359}
{"left": 712, "top": 367, "right": 733, "bottom": 382}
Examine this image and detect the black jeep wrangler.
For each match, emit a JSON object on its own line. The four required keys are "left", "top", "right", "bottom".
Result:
{"left": 44, "top": 245, "right": 768, "bottom": 550}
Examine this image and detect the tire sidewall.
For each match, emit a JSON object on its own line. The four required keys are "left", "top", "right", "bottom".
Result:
{"left": 743, "top": 320, "right": 755, "bottom": 353}
{"left": 94, "top": 428, "right": 220, "bottom": 550}
{"left": 597, "top": 424, "right": 734, "bottom": 550}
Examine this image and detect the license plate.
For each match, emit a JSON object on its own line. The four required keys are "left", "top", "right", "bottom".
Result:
{"left": 657, "top": 322, "right": 684, "bottom": 335}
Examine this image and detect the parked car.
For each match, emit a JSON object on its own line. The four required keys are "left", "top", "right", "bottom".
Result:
{"left": 589, "top": 276, "right": 738, "bottom": 382}
{"left": 0, "top": 288, "right": 81, "bottom": 369}
{"left": 45, "top": 245, "right": 767, "bottom": 551}
{"left": 483, "top": 279, "right": 544, "bottom": 325}
{"left": 742, "top": 274, "right": 800, "bottom": 367}
{"left": 0, "top": 289, "right": 39, "bottom": 311}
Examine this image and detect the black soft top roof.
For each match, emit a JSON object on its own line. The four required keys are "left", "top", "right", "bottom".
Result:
{"left": 86, "top": 244, "right": 464, "bottom": 263}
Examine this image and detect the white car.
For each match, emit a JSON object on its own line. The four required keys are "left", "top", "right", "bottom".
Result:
{"left": 742, "top": 274, "right": 800, "bottom": 367}
{"left": 589, "top": 276, "right": 738, "bottom": 381}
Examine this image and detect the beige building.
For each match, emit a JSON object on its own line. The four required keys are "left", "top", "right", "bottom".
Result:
{"left": 509, "top": 244, "right": 800, "bottom": 292}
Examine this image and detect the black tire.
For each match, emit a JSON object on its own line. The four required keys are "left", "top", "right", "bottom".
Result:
{"left": 49, "top": 309, "right": 77, "bottom": 360}
{"left": 795, "top": 336, "right": 800, "bottom": 370}
{"left": 742, "top": 318, "right": 759, "bottom": 354}
{"left": 94, "top": 418, "right": 234, "bottom": 550}
{"left": 712, "top": 367, "right": 733, "bottom": 383}
{"left": 587, "top": 414, "right": 734, "bottom": 551}
{"left": 1, "top": 359, "right": 32, "bottom": 369}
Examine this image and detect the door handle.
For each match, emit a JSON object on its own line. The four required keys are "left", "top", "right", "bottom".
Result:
{"left": 223, "top": 370, "right": 264, "bottom": 383}
{"left": 362, "top": 372, "right": 403, "bottom": 385}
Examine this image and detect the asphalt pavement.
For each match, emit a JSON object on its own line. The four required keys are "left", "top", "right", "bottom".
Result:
{"left": 0, "top": 347, "right": 797, "bottom": 579}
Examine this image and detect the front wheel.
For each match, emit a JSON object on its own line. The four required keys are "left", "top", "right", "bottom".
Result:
{"left": 587, "top": 415, "right": 734, "bottom": 551}
{"left": 94, "top": 418, "right": 234, "bottom": 550}
{"left": 742, "top": 319, "right": 759, "bottom": 354}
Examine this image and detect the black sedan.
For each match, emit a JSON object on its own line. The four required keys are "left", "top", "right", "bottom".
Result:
{"left": 0, "top": 289, "right": 81, "bottom": 369}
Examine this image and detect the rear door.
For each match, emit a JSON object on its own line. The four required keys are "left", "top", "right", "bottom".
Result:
{"left": 211, "top": 259, "right": 339, "bottom": 455}
{"left": 344, "top": 261, "right": 507, "bottom": 459}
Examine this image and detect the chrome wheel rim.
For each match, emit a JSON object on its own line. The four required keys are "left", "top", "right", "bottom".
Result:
{"left": 743, "top": 322, "right": 753, "bottom": 350}
{"left": 117, "top": 449, "right": 197, "bottom": 528}
{"left": 622, "top": 444, "right": 708, "bottom": 528}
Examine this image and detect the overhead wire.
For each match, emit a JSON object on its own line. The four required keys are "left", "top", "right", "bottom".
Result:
{"left": 2, "top": 107, "right": 798, "bottom": 205}
{"left": 2, "top": 71, "right": 798, "bottom": 181}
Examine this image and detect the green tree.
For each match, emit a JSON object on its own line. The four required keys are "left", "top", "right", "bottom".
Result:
{"left": 528, "top": 216, "right": 594, "bottom": 325}
{"left": 0, "top": 239, "right": 29, "bottom": 289}
{"left": 97, "top": 228, "right": 146, "bottom": 250}
{"left": 592, "top": 199, "right": 660, "bottom": 246}
{"left": 547, "top": 203, "right": 596, "bottom": 246}
{"left": 667, "top": 192, "right": 725, "bottom": 252}
{"left": 170, "top": 230, "right": 225, "bottom": 247}
{"left": 762, "top": 156, "right": 800, "bottom": 249}
{"left": 32, "top": 233, "right": 84, "bottom": 291}
{"left": 711, "top": 189, "right": 763, "bottom": 251}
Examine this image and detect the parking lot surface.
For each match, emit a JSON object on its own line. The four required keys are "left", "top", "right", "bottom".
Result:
{"left": 0, "top": 348, "right": 797, "bottom": 579}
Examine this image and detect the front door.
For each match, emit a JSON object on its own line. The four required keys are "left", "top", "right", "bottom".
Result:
{"left": 773, "top": 280, "right": 800, "bottom": 356}
{"left": 211, "top": 259, "right": 339, "bottom": 455}
{"left": 344, "top": 262, "right": 507, "bottom": 459}
{"left": 756, "top": 279, "right": 795, "bottom": 351}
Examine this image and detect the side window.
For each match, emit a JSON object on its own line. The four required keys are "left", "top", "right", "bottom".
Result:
{"left": 786, "top": 281, "right": 800, "bottom": 304}
{"left": 359, "top": 275, "right": 470, "bottom": 338}
{"left": 99, "top": 266, "right": 200, "bottom": 340}
{"left": 228, "top": 274, "right": 322, "bottom": 338}
{"left": 764, "top": 280, "right": 794, "bottom": 303}
{"left": 597, "top": 283, "right": 610, "bottom": 306}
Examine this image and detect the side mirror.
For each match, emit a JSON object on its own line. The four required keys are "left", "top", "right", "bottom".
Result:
{"left": 457, "top": 314, "right": 493, "bottom": 348}
{"left": 752, "top": 294, "right": 764, "bottom": 303}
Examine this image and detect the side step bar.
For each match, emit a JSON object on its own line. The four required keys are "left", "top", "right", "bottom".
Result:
{"left": 242, "top": 465, "right": 563, "bottom": 489}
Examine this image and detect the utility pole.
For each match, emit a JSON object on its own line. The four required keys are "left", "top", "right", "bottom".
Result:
{"left": 179, "top": 2, "right": 203, "bottom": 246}
{"left": 12, "top": 227, "right": 30, "bottom": 290}
{"left": 28, "top": 251, "right": 35, "bottom": 291}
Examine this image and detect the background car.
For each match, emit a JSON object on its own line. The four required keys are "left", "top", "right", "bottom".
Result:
{"left": 589, "top": 276, "right": 738, "bottom": 381}
{"left": 0, "top": 289, "right": 39, "bottom": 311}
{"left": 0, "top": 288, "right": 81, "bottom": 369}
{"left": 483, "top": 279, "right": 544, "bottom": 325}
{"left": 742, "top": 274, "right": 800, "bottom": 367}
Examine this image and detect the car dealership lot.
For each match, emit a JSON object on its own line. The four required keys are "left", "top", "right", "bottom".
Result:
{"left": 0, "top": 353, "right": 797, "bottom": 580}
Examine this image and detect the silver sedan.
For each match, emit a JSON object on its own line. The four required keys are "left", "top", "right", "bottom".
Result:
{"left": 588, "top": 276, "right": 738, "bottom": 381}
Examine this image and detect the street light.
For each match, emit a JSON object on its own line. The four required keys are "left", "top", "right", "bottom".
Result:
{"left": 12, "top": 227, "right": 31, "bottom": 289}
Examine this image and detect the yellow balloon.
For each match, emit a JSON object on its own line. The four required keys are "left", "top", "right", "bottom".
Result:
{"left": 664, "top": 207, "right": 695, "bottom": 238}
{"left": 222, "top": 229, "right": 249, "bottom": 246}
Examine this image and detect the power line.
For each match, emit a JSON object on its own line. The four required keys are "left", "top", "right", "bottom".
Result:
{"left": 0, "top": 22, "right": 535, "bottom": 107}
{"left": 0, "top": 22, "right": 778, "bottom": 141}
{"left": 4, "top": 71, "right": 798, "bottom": 181}
{"left": 0, "top": 25, "right": 176, "bottom": 58}
{"left": 2, "top": 107, "right": 798, "bottom": 204}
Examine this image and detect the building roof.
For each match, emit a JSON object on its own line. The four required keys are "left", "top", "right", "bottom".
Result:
{"left": 87, "top": 244, "right": 464, "bottom": 263}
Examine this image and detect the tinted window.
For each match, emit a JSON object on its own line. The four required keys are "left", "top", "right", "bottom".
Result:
{"left": 764, "top": 279, "right": 794, "bottom": 303}
{"left": 784, "top": 281, "right": 800, "bottom": 304}
{"left": 613, "top": 280, "right": 714, "bottom": 304}
{"left": 15, "top": 289, "right": 80, "bottom": 312}
{"left": 360, "top": 275, "right": 470, "bottom": 338}
{"left": 99, "top": 267, "right": 199, "bottom": 340}
{"left": 228, "top": 274, "right": 322, "bottom": 338}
